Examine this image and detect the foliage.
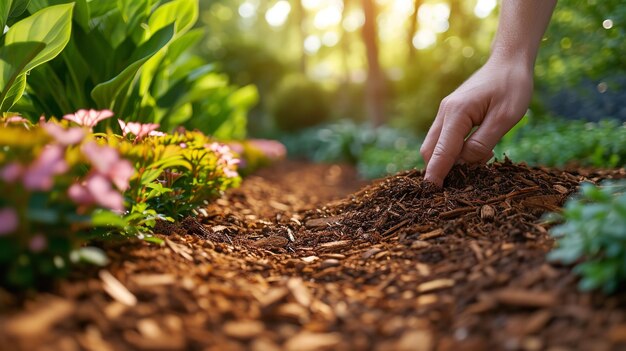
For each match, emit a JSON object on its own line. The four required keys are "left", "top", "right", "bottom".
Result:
{"left": 4, "top": 0, "right": 257, "bottom": 140}
{"left": 281, "top": 120, "right": 423, "bottom": 178}
{"left": 270, "top": 75, "right": 331, "bottom": 132}
{"left": 495, "top": 118, "right": 626, "bottom": 168}
{"left": 112, "top": 130, "right": 241, "bottom": 234}
{"left": 548, "top": 181, "right": 626, "bottom": 293}
{"left": 536, "top": 0, "right": 626, "bottom": 121}
{"left": 227, "top": 139, "right": 287, "bottom": 176}
{"left": 0, "top": 2, "right": 74, "bottom": 112}
{"left": 0, "top": 112, "right": 242, "bottom": 289}
{"left": 0, "top": 115, "right": 126, "bottom": 289}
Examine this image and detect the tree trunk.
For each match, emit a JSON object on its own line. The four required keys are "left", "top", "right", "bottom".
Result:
{"left": 295, "top": 0, "right": 307, "bottom": 74}
{"left": 407, "top": 0, "right": 422, "bottom": 63}
{"left": 361, "top": 0, "right": 386, "bottom": 126}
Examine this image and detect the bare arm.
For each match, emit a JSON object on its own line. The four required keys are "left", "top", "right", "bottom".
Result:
{"left": 420, "top": 0, "right": 557, "bottom": 186}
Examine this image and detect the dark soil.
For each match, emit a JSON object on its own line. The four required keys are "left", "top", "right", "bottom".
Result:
{"left": 1, "top": 160, "right": 626, "bottom": 351}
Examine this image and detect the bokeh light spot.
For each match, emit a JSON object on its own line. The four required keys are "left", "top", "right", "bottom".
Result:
{"left": 265, "top": 0, "right": 291, "bottom": 27}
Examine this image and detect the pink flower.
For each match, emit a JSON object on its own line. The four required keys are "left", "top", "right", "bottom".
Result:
{"left": 63, "top": 109, "right": 114, "bottom": 129}
{"left": 0, "top": 207, "right": 19, "bottom": 235}
{"left": 207, "top": 142, "right": 240, "bottom": 179}
{"left": 248, "top": 139, "right": 287, "bottom": 160}
{"left": 29, "top": 234, "right": 47, "bottom": 252}
{"left": 1, "top": 163, "right": 24, "bottom": 183}
{"left": 23, "top": 145, "right": 68, "bottom": 191}
{"left": 68, "top": 175, "right": 125, "bottom": 212}
{"left": 81, "top": 142, "right": 134, "bottom": 191}
{"left": 4, "top": 116, "right": 29, "bottom": 126}
{"left": 118, "top": 120, "right": 160, "bottom": 140}
{"left": 149, "top": 130, "right": 167, "bottom": 137}
{"left": 42, "top": 122, "right": 85, "bottom": 146}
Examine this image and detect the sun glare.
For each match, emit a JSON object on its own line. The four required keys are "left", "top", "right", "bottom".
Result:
{"left": 474, "top": 0, "right": 497, "bottom": 19}
{"left": 265, "top": 0, "right": 291, "bottom": 27}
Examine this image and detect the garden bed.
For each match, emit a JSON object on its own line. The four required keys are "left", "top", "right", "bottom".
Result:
{"left": 1, "top": 160, "right": 626, "bottom": 351}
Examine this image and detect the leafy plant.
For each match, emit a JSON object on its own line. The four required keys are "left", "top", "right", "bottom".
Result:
{"left": 0, "top": 2, "right": 74, "bottom": 112}
{"left": 0, "top": 115, "right": 128, "bottom": 289}
{"left": 0, "top": 110, "right": 244, "bottom": 289}
{"left": 281, "top": 120, "right": 423, "bottom": 178}
{"left": 271, "top": 75, "right": 331, "bottom": 132}
{"left": 495, "top": 118, "right": 626, "bottom": 168}
{"left": 9, "top": 0, "right": 257, "bottom": 139}
{"left": 548, "top": 181, "right": 626, "bottom": 293}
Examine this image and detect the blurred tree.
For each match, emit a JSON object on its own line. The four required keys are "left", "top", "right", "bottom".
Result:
{"left": 535, "top": 0, "right": 626, "bottom": 121}
{"left": 362, "top": 0, "right": 387, "bottom": 126}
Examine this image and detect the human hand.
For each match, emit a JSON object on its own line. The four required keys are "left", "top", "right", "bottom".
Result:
{"left": 419, "top": 57, "right": 534, "bottom": 186}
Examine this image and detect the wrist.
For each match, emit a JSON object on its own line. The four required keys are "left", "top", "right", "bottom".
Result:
{"left": 488, "top": 46, "right": 536, "bottom": 72}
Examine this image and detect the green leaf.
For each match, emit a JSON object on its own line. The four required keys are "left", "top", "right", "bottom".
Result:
{"left": 8, "top": 0, "right": 31, "bottom": 19}
{"left": 87, "top": 0, "right": 117, "bottom": 18}
{"left": 91, "top": 210, "right": 127, "bottom": 228}
{"left": 27, "top": 0, "right": 90, "bottom": 31}
{"left": 5, "top": 3, "right": 74, "bottom": 72}
{"left": 0, "top": 72, "right": 27, "bottom": 112}
{"left": 91, "top": 23, "right": 175, "bottom": 109}
{"left": 147, "top": 0, "right": 197, "bottom": 39}
{"left": 0, "top": 41, "right": 45, "bottom": 111}
{"left": 0, "top": 0, "right": 12, "bottom": 31}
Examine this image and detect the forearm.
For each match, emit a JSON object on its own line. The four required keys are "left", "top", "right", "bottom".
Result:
{"left": 490, "top": 0, "right": 557, "bottom": 69}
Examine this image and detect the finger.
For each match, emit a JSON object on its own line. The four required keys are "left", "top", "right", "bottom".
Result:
{"left": 420, "top": 102, "right": 447, "bottom": 165}
{"left": 459, "top": 112, "right": 512, "bottom": 164}
{"left": 424, "top": 112, "right": 474, "bottom": 186}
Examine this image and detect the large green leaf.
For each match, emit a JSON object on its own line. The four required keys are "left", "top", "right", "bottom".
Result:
{"left": 0, "top": 0, "right": 12, "bottom": 31}
{"left": 9, "top": 0, "right": 30, "bottom": 17}
{"left": 1, "top": 0, "right": 31, "bottom": 31}
{"left": 0, "top": 73, "right": 27, "bottom": 112}
{"left": 28, "top": 0, "right": 90, "bottom": 31}
{"left": 91, "top": 23, "right": 175, "bottom": 109}
{"left": 136, "top": 0, "right": 198, "bottom": 98}
{"left": 4, "top": 3, "right": 74, "bottom": 72}
{"left": 87, "top": 0, "right": 117, "bottom": 18}
{"left": 0, "top": 41, "right": 45, "bottom": 111}
{"left": 147, "top": 0, "right": 197, "bottom": 39}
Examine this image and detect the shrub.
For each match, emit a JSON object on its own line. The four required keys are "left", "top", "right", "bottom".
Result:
{"left": 0, "top": 2, "right": 74, "bottom": 112}
{"left": 5, "top": 0, "right": 257, "bottom": 140}
{"left": 271, "top": 75, "right": 331, "bottom": 132}
{"left": 548, "top": 181, "right": 626, "bottom": 293}
{"left": 281, "top": 120, "right": 423, "bottom": 178}
{"left": 495, "top": 118, "right": 626, "bottom": 168}
{"left": 0, "top": 115, "right": 127, "bottom": 288}
{"left": 0, "top": 111, "right": 242, "bottom": 289}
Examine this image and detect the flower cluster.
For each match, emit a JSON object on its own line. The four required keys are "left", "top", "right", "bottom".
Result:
{"left": 0, "top": 109, "right": 288, "bottom": 290}
{"left": 208, "top": 142, "right": 240, "bottom": 179}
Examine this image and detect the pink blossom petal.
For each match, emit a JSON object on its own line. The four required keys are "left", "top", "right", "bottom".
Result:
{"left": 64, "top": 109, "right": 114, "bottom": 129}
{"left": 86, "top": 175, "right": 125, "bottom": 212}
{"left": 109, "top": 159, "right": 134, "bottom": 191}
{"left": 82, "top": 142, "right": 120, "bottom": 174}
{"left": 149, "top": 130, "right": 167, "bottom": 137}
{"left": 43, "top": 123, "right": 85, "bottom": 145}
{"left": 23, "top": 145, "right": 69, "bottom": 191}
{"left": 1, "top": 162, "right": 24, "bottom": 183}
{"left": 68, "top": 183, "right": 94, "bottom": 206}
{"left": 29, "top": 234, "right": 47, "bottom": 252}
{"left": 0, "top": 207, "right": 19, "bottom": 235}
{"left": 225, "top": 142, "right": 245, "bottom": 155}
{"left": 4, "top": 116, "right": 28, "bottom": 125}
{"left": 118, "top": 120, "right": 160, "bottom": 140}
{"left": 248, "top": 139, "right": 287, "bottom": 160}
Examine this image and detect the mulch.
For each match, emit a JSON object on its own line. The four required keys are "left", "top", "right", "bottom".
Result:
{"left": 1, "top": 160, "right": 626, "bottom": 351}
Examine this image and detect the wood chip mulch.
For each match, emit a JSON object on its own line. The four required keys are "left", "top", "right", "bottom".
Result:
{"left": 1, "top": 160, "right": 626, "bottom": 351}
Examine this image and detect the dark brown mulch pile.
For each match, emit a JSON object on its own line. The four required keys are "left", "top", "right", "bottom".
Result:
{"left": 1, "top": 160, "right": 626, "bottom": 351}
